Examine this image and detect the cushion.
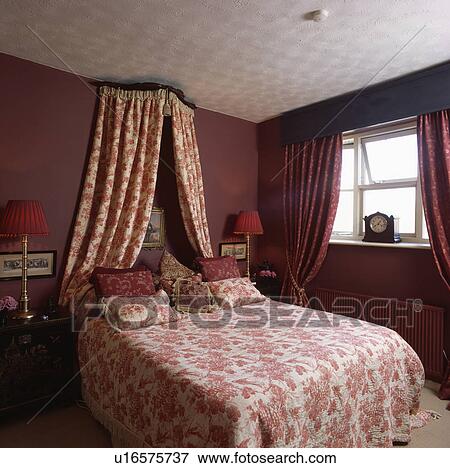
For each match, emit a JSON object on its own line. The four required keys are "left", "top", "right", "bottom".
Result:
{"left": 196, "top": 256, "right": 240, "bottom": 282}
{"left": 95, "top": 270, "right": 156, "bottom": 297}
{"left": 208, "top": 277, "right": 266, "bottom": 309}
{"left": 103, "top": 290, "right": 182, "bottom": 331}
{"left": 89, "top": 265, "right": 147, "bottom": 288}
{"left": 159, "top": 273, "right": 202, "bottom": 300}
{"left": 159, "top": 250, "right": 194, "bottom": 281}
{"left": 174, "top": 278, "right": 218, "bottom": 313}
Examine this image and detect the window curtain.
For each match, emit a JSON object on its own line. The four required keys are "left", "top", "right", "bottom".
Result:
{"left": 59, "top": 87, "right": 165, "bottom": 305}
{"left": 417, "top": 110, "right": 450, "bottom": 291}
{"left": 282, "top": 134, "right": 342, "bottom": 305}
{"left": 171, "top": 98, "right": 214, "bottom": 258}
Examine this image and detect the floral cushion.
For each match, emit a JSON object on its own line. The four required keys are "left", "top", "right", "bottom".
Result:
{"left": 207, "top": 277, "right": 266, "bottom": 309}
{"left": 89, "top": 265, "right": 147, "bottom": 288}
{"left": 174, "top": 279, "right": 218, "bottom": 313}
{"left": 159, "top": 274, "right": 202, "bottom": 300}
{"left": 196, "top": 256, "right": 240, "bottom": 282}
{"left": 159, "top": 250, "right": 194, "bottom": 281}
{"left": 102, "top": 290, "right": 182, "bottom": 331}
{"left": 95, "top": 270, "right": 156, "bottom": 297}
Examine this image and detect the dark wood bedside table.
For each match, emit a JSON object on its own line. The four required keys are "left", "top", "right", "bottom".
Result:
{"left": 255, "top": 277, "right": 282, "bottom": 301}
{"left": 0, "top": 308, "right": 75, "bottom": 414}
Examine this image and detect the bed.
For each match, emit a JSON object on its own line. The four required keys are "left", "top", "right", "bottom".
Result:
{"left": 78, "top": 299, "right": 424, "bottom": 447}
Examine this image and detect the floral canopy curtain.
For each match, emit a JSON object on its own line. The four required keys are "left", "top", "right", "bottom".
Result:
{"left": 59, "top": 88, "right": 165, "bottom": 305}
{"left": 59, "top": 86, "right": 213, "bottom": 306}
{"left": 171, "top": 99, "right": 213, "bottom": 258}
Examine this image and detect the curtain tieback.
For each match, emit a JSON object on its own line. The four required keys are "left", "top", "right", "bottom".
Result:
{"left": 285, "top": 252, "right": 309, "bottom": 306}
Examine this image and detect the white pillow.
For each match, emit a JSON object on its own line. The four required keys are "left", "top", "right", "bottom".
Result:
{"left": 102, "top": 290, "right": 182, "bottom": 331}
{"left": 207, "top": 277, "right": 266, "bottom": 309}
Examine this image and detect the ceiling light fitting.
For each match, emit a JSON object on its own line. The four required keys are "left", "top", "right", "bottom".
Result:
{"left": 310, "top": 9, "right": 329, "bottom": 22}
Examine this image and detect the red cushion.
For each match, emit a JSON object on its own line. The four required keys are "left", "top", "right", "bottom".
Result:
{"left": 89, "top": 265, "right": 147, "bottom": 286}
{"left": 196, "top": 256, "right": 240, "bottom": 282}
{"left": 95, "top": 270, "right": 156, "bottom": 297}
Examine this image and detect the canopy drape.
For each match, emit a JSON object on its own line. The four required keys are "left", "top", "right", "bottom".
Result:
{"left": 59, "top": 86, "right": 213, "bottom": 306}
{"left": 171, "top": 101, "right": 213, "bottom": 258}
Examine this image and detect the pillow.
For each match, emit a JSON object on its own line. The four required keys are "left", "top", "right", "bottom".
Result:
{"left": 159, "top": 250, "right": 194, "bottom": 281}
{"left": 196, "top": 256, "right": 240, "bottom": 282}
{"left": 103, "top": 290, "right": 182, "bottom": 331}
{"left": 89, "top": 265, "right": 147, "bottom": 288}
{"left": 208, "top": 277, "right": 266, "bottom": 309}
{"left": 174, "top": 278, "right": 218, "bottom": 313}
{"left": 159, "top": 250, "right": 202, "bottom": 300}
{"left": 95, "top": 270, "right": 156, "bottom": 297}
{"left": 159, "top": 273, "right": 202, "bottom": 301}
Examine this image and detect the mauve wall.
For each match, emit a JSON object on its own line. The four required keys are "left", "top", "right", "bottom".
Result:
{"left": 257, "top": 116, "right": 449, "bottom": 355}
{"left": 0, "top": 53, "right": 257, "bottom": 307}
{"left": 0, "top": 54, "right": 97, "bottom": 308}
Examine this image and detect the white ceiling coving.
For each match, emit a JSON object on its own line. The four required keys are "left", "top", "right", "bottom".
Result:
{"left": 1, "top": 0, "right": 450, "bottom": 122}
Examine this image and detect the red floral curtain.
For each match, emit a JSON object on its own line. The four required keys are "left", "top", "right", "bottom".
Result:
{"left": 171, "top": 98, "right": 213, "bottom": 258}
{"left": 417, "top": 110, "right": 450, "bottom": 291}
{"left": 59, "top": 88, "right": 165, "bottom": 305}
{"left": 282, "top": 134, "right": 342, "bottom": 305}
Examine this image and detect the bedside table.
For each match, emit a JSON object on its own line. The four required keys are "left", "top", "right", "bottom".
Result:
{"left": 255, "top": 277, "right": 282, "bottom": 301}
{"left": 0, "top": 309, "right": 75, "bottom": 413}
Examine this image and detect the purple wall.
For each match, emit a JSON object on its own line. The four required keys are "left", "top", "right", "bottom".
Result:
{"left": 0, "top": 54, "right": 97, "bottom": 308}
{"left": 0, "top": 53, "right": 258, "bottom": 308}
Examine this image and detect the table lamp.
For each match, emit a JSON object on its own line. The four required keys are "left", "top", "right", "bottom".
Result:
{"left": 233, "top": 210, "right": 263, "bottom": 278}
{"left": 0, "top": 200, "right": 49, "bottom": 319}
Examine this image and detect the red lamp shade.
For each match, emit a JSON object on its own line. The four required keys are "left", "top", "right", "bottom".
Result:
{"left": 0, "top": 200, "right": 49, "bottom": 237}
{"left": 234, "top": 210, "right": 263, "bottom": 235}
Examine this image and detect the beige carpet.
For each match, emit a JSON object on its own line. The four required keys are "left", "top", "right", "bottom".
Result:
{"left": 0, "top": 381, "right": 448, "bottom": 448}
{"left": 403, "top": 381, "right": 450, "bottom": 448}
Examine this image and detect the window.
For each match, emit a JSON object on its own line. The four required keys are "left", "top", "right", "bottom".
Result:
{"left": 332, "top": 121, "right": 429, "bottom": 243}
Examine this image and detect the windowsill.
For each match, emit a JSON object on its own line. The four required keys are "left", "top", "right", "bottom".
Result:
{"left": 329, "top": 238, "right": 431, "bottom": 250}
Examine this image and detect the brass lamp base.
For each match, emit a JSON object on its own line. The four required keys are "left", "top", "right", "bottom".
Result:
{"left": 11, "top": 234, "right": 33, "bottom": 320}
{"left": 245, "top": 233, "right": 251, "bottom": 278}
{"left": 12, "top": 308, "right": 35, "bottom": 320}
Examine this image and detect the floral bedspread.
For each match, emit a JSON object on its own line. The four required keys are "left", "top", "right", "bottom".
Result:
{"left": 78, "top": 300, "right": 424, "bottom": 447}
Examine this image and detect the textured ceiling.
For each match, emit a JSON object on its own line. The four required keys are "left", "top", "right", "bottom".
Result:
{"left": 1, "top": 0, "right": 450, "bottom": 122}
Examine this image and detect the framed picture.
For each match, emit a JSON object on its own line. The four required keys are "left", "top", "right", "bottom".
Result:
{"left": 0, "top": 250, "right": 57, "bottom": 281}
{"left": 219, "top": 242, "right": 247, "bottom": 261}
{"left": 142, "top": 208, "right": 165, "bottom": 249}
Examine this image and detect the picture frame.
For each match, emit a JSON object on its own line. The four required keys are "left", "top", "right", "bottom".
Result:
{"left": 219, "top": 242, "right": 247, "bottom": 261}
{"left": 0, "top": 250, "right": 57, "bottom": 281}
{"left": 142, "top": 208, "right": 166, "bottom": 249}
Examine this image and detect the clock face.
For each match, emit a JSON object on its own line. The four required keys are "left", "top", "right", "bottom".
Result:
{"left": 370, "top": 215, "right": 388, "bottom": 233}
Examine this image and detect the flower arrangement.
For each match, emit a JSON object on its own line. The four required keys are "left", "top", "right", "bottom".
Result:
{"left": 0, "top": 295, "right": 18, "bottom": 312}
{"left": 258, "top": 269, "right": 277, "bottom": 278}
{"left": 256, "top": 261, "right": 277, "bottom": 279}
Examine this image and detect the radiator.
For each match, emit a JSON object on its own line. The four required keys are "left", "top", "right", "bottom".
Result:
{"left": 311, "top": 288, "right": 445, "bottom": 381}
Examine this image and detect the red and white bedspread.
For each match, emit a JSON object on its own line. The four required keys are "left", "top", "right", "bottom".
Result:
{"left": 78, "top": 300, "right": 424, "bottom": 447}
